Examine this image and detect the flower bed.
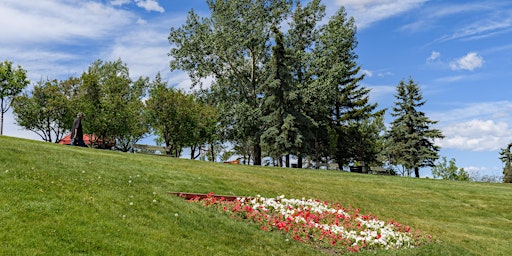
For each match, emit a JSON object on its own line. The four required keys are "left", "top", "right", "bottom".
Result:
{"left": 186, "top": 192, "right": 432, "bottom": 253}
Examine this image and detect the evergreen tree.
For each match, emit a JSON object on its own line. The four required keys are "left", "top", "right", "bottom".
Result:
{"left": 313, "top": 7, "right": 382, "bottom": 169}
{"left": 386, "top": 78, "right": 444, "bottom": 177}
{"left": 498, "top": 143, "right": 512, "bottom": 183}
{"left": 261, "top": 25, "right": 312, "bottom": 166}
{"left": 286, "top": 0, "right": 325, "bottom": 167}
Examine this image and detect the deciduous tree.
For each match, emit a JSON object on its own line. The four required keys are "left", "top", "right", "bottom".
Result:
{"left": 76, "top": 59, "right": 148, "bottom": 149}
{"left": 169, "top": 0, "right": 292, "bottom": 165}
{"left": 431, "top": 157, "right": 470, "bottom": 181}
{"left": 0, "top": 60, "right": 30, "bottom": 135}
{"left": 12, "top": 79, "right": 73, "bottom": 142}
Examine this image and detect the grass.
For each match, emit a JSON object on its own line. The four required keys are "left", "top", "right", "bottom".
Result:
{"left": 1, "top": 135, "right": 511, "bottom": 255}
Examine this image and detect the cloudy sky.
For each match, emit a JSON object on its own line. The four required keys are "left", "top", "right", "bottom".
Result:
{"left": 2, "top": 0, "right": 512, "bottom": 178}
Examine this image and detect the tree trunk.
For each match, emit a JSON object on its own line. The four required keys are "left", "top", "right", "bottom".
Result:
{"left": 297, "top": 155, "right": 303, "bottom": 168}
{"left": 253, "top": 143, "right": 261, "bottom": 165}
{"left": 0, "top": 109, "right": 3, "bottom": 135}
{"left": 285, "top": 154, "right": 290, "bottom": 168}
{"left": 210, "top": 143, "right": 215, "bottom": 162}
{"left": 414, "top": 167, "right": 420, "bottom": 178}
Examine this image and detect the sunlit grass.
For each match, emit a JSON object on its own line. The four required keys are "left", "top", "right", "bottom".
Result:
{"left": 1, "top": 136, "right": 511, "bottom": 255}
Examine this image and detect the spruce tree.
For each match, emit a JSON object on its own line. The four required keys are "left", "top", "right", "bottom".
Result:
{"left": 261, "top": 26, "right": 310, "bottom": 167}
{"left": 285, "top": 0, "right": 325, "bottom": 167}
{"left": 386, "top": 78, "right": 444, "bottom": 177}
{"left": 313, "top": 7, "right": 382, "bottom": 169}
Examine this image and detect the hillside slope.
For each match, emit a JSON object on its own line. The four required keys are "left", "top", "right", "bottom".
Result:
{"left": 1, "top": 136, "right": 511, "bottom": 255}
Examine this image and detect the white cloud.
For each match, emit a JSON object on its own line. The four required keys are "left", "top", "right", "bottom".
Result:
{"left": 361, "top": 69, "right": 373, "bottom": 77}
{"left": 368, "top": 85, "right": 395, "bottom": 102}
{"left": 427, "top": 51, "right": 440, "bottom": 62}
{"left": 135, "top": 0, "right": 164, "bottom": 13}
{"left": 440, "top": 10, "right": 512, "bottom": 42}
{"left": 432, "top": 101, "right": 512, "bottom": 124}
{"left": 377, "top": 71, "right": 394, "bottom": 77}
{"left": 432, "top": 101, "right": 512, "bottom": 151}
{"left": 438, "top": 119, "right": 512, "bottom": 151}
{"left": 335, "top": 0, "right": 428, "bottom": 29}
{"left": 449, "top": 52, "right": 484, "bottom": 71}
{"left": 110, "top": 0, "right": 131, "bottom": 6}
{"left": 0, "top": 0, "right": 135, "bottom": 44}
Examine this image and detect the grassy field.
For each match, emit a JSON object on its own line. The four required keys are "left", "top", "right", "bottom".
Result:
{"left": 1, "top": 136, "right": 511, "bottom": 255}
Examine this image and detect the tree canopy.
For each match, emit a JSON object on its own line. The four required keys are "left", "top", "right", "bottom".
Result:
{"left": 0, "top": 60, "right": 30, "bottom": 135}
{"left": 169, "top": 0, "right": 383, "bottom": 168}
{"left": 386, "top": 78, "right": 444, "bottom": 177}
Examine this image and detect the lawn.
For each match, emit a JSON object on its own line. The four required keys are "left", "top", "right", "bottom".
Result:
{"left": 1, "top": 136, "right": 511, "bottom": 255}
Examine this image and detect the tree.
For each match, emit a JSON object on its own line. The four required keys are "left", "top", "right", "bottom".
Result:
{"left": 113, "top": 77, "right": 150, "bottom": 152}
{"left": 431, "top": 157, "right": 470, "bottom": 181}
{"left": 169, "top": 0, "right": 292, "bottom": 165}
{"left": 386, "top": 78, "right": 444, "bottom": 178}
{"left": 0, "top": 60, "right": 30, "bottom": 135}
{"left": 312, "top": 7, "right": 382, "bottom": 169}
{"left": 498, "top": 143, "right": 512, "bottom": 183}
{"left": 12, "top": 79, "right": 73, "bottom": 142}
{"left": 261, "top": 25, "right": 312, "bottom": 167}
{"left": 188, "top": 99, "right": 219, "bottom": 160}
{"left": 76, "top": 59, "right": 148, "bottom": 149}
{"left": 286, "top": 0, "right": 325, "bottom": 168}
{"left": 145, "top": 74, "right": 199, "bottom": 157}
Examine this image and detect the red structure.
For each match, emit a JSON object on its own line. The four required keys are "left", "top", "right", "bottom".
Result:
{"left": 58, "top": 134, "right": 115, "bottom": 149}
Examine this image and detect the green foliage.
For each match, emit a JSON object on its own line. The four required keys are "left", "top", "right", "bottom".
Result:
{"left": 1, "top": 136, "right": 512, "bottom": 255}
{"left": 77, "top": 59, "right": 148, "bottom": 150}
{"left": 145, "top": 73, "right": 217, "bottom": 158}
{"left": 431, "top": 157, "right": 470, "bottom": 181}
{"left": 386, "top": 78, "right": 444, "bottom": 177}
{"left": 312, "top": 7, "right": 383, "bottom": 168}
{"left": 170, "top": 1, "right": 385, "bottom": 167}
{"left": 498, "top": 143, "right": 512, "bottom": 183}
{"left": 0, "top": 60, "right": 30, "bottom": 135}
{"left": 261, "top": 26, "right": 312, "bottom": 165}
{"left": 170, "top": 0, "right": 293, "bottom": 165}
{"left": 12, "top": 79, "right": 73, "bottom": 142}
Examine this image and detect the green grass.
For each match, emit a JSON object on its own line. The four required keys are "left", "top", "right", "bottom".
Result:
{"left": 1, "top": 136, "right": 511, "bottom": 255}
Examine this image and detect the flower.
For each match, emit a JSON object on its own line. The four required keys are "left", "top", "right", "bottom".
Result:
{"left": 192, "top": 193, "right": 431, "bottom": 253}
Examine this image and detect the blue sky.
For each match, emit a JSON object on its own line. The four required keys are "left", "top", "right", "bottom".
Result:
{"left": 1, "top": 0, "right": 511, "bottom": 179}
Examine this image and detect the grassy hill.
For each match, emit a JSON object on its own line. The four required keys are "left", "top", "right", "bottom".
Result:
{"left": 1, "top": 136, "right": 511, "bottom": 255}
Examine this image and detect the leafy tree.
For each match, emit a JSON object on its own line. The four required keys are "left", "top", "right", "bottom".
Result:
{"left": 431, "top": 157, "right": 470, "bottom": 181}
{"left": 312, "top": 7, "right": 382, "bottom": 169}
{"left": 386, "top": 78, "right": 444, "bottom": 177}
{"left": 113, "top": 77, "right": 150, "bottom": 152}
{"left": 145, "top": 74, "right": 199, "bottom": 157}
{"left": 188, "top": 100, "right": 219, "bottom": 160}
{"left": 169, "top": 0, "right": 292, "bottom": 165}
{"left": 0, "top": 60, "right": 30, "bottom": 135}
{"left": 12, "top": 79, "right": 73, "bottom": 142}
{"left": 76, "top": 59, "right": 148, "bottom": 149}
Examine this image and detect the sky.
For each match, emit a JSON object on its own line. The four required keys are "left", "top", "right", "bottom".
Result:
{"left": 1, "top": 0, "right": 512, "bottom": 179}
